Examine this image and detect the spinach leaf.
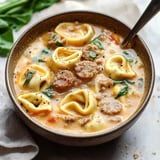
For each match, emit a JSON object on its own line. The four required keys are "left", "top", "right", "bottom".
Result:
{"left": 115, "top": 86, "right": 128, "bottom": 99}
{"left": 88, "top": 51, "right": 98, "bottom": 59}
{"left": 52, "top": 34, "right": 63, "bottom": 46}
{"left": 32, "top": 57, "right": 45, "bottom": 63}
{"left": 42, "top": 85, "right": 54, "bottom": 98}
{"left": 5, "top": 6, "right": 24, "bottom": 14}
{"left": 125, "top": 57, "right": 134, "bottom": 63}
{"left": 23, "top": 70, "right": 36, "bottom": 85}
{"left": 123, "top": 51, "right": 129, "bottom": 55}
{"left": 0, "top": 28, "right": 13, "bottom": 56}
{"left": 0, "top": 19, "right": 8, "bottom": 29}
{"left": 0, "top": 0, "right": 59, "bottom": 56}
{"left": 56, "top": 41, "right": 63, "bottom": 46}
{"left": 34, "top": 0, "right": 59, "bottom": 11}
{"left": 122, "top": 51, "right": 134, "bottom": 63}
{"left": 112, "top": 79, "right": 135, "bottom": 86}
{"left": 113, "top": 79, "right": 135, "bottom": 99}
{"left": 137, "top": 78, "right": 144, "bottom": 88}
{"left": 138, "top": 77, "right": 143, "bottom": 81}
{"left": 41, "top": 48, "right": 51, "bottom": 55}
{"left": 125, "top": 79, "right": 135, "bottom": 84}
{"left": 89, "top": 34, "right": 104, "bottom": 49}
{"left": 0, "top": 0, "right": 28, "bottom": 14}
{"left": 112, "top": 80, "right": 128, "bottom": 86}
{"left": 53, "top": 34, "right": 58, "bottom": 41}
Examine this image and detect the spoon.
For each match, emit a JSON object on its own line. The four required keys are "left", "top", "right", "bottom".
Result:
{"left": 121, "top": 0, "right": 160, "bottom": 48}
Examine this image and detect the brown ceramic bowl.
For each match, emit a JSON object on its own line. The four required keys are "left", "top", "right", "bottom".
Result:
{"left": 5, "top": 11, "right": 155, "bottom": 146}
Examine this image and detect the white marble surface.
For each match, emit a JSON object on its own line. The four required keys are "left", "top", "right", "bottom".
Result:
{"left": 0, "top": 0, "right": 160, "bottom": 159}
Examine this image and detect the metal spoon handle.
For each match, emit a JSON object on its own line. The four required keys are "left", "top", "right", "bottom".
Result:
{"left": 121, "top": 0, "right": 160, "bottom": 48}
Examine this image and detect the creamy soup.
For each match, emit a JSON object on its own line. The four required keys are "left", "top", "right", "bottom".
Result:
{"left": 14, "top": 22, "right": 145, "bottom": 135}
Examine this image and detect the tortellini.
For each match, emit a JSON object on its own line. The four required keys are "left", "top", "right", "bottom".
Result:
{"left": 60, "top": 89, "right": 97, "bottom": 116}
{"left": 55, "top": 22, "right": 94, "bottom": 45}
{"left": 18, "top": 64, "right": 52, "bottom": 91}
{"left": 84, "top": 115, "right": 106, "bottom": 132}
{"left": 18, "top": 93, "right": 52, "bottom": 114}
{"left": 104, "top": 55, "right": 136, "bottom": 80}
{"left": 48, "top": 47, "right": 82, "bottom": 71}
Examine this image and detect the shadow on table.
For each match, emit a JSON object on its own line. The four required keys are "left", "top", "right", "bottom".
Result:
{"left": 32, "top": 131, "right": 122, "bottom": 160}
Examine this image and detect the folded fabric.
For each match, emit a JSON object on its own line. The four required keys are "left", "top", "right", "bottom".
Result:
{"left": 0, "top": 58, "right": 38, "bottom": 160}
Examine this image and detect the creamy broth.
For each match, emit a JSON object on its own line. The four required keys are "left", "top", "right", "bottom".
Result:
{"left": 14, "top": 22, "right": 145, "bottom": 134}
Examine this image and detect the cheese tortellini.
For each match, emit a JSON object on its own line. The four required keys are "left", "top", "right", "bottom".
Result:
{"left": 84, "top": 115, "right": 106, "bottom": 132}
{"left": 60, "top": 89, "right": 97, "bottom": 116}
{"left": 104, "top": 55, "right": 136, "bottom": 80}
{"left": 18, "top": 93, "right": 52, "bottom": 114}
{"left": 48, "top": 47, "right": 82, "bottom": 71}
{"left": 18, "top": 64, "right": 52, "bottom": 91}
{"left": 55, "top": 22, "right": 94, "bottom": 45}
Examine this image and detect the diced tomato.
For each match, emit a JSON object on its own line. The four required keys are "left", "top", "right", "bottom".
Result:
{"left": 48, "top": 116, "right": 56, "bottom": 123}
{"left": 110, "top": 33, "right": 120, "bottom": 45}
{"left": 28, "top": 112, "right": 37, "bottom": 116}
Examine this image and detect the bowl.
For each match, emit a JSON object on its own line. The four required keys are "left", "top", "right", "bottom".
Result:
{"left": 5, "top": 11, "right": 155, "bottom": 146}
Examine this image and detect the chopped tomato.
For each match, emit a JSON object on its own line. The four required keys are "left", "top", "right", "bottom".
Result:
{"left": 28, "top": 112, "right": 36, "bottom": 116}
{"left": 48, "top": 116, "right": 56, "bottom": 123}
{"left": 110, "top": 33, "right": 120, "bottom": 45}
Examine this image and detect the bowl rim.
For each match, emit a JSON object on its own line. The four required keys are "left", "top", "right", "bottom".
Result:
{"left": 5, "top": 11, "right": 155, "bottom": 138}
